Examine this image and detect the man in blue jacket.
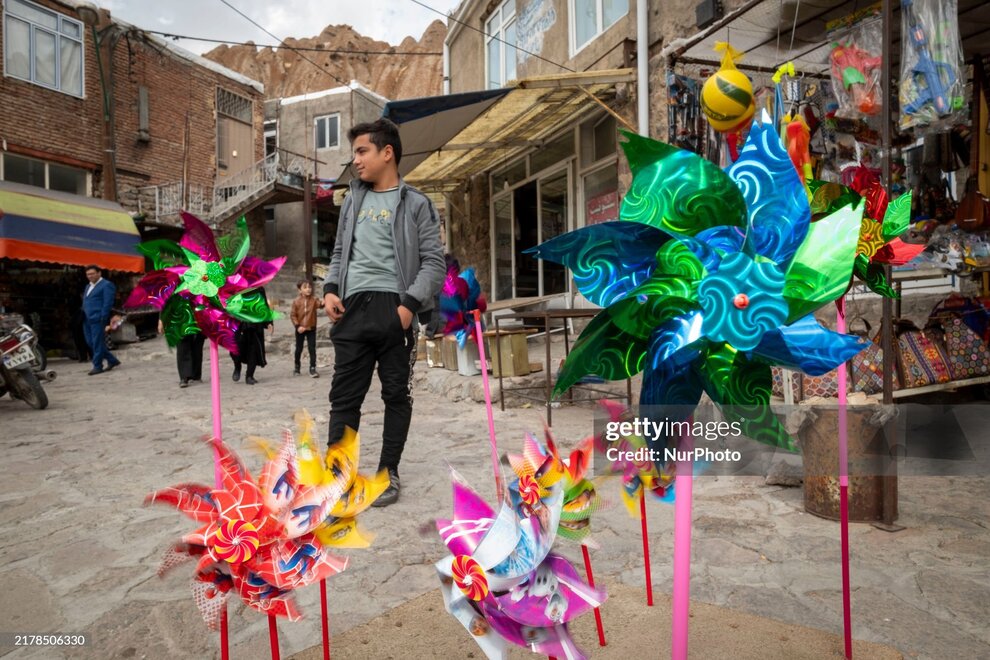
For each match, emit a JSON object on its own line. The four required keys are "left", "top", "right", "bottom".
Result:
{"left": 82, "top": 265, "right": 121, "bottom": 375}
{"left": 323, "top": 118, "right": 445, "bottom": 507}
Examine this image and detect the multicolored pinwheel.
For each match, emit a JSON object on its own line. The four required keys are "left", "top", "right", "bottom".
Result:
{"left": 528, "top": 112, "right": 870, "bottom": 450}
{"left": 436, "top": 466, "right": 605, "bottom": 659}
{"left": 808, "top": 179, "right": 921, "bottom": 298}
{"left": 124, "top": 212, "right": 284, "bottom": 353}
{"left": 147, "top": 415, "right": 385, "bottom": 629}
{"left": 506, "top": 429, "right": 603, "bottom": 545}
{"left": 440, "top": 262, "right": 488, "bottom": 348}
{"left": 595, "top": 400, "right": 675, "bottom": 517}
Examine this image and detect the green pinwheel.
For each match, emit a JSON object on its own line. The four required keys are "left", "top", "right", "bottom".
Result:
{"left": 124, "top": 212, "right": 283, "bottom": 353}
{"left": 528, "top": 113, "right": 869, "bottom": 450}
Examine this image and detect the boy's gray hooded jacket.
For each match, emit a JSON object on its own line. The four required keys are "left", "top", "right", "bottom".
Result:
{"left": 322, "top": 178, "right": 446, "bottom": 315}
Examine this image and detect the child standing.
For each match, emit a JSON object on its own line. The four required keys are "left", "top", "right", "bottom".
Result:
{"left": 291, "top": 280, "right": 323, "bottom": 377}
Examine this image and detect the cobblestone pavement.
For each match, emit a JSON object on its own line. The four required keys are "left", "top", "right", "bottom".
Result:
{"left": 1, "top": 318, "right": 987, "bottom": 659}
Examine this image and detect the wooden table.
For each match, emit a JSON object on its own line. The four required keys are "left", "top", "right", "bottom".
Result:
{"left": 493, "top": 308, "right": 633, "bottom": 425}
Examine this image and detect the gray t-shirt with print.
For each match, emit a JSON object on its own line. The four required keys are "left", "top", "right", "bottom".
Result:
{"left": 345, "top": 187, "right": 401, "bottom": 297}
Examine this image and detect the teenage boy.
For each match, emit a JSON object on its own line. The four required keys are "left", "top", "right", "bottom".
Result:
{"left": 323, "top": 118, "right": 445, "bottom": 507}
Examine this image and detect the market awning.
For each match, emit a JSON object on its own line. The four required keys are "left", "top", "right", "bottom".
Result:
{"left": 0, "top": 181, "right": 143, "bottom": 272}
{"left": 664, "top": 0, "right": 989, "bottom": 75}
{"left": 334, "top": 88, "right": 511, "bottom": 188}
{"left": 404, "top": 69, "right": 635, "bottom": 192}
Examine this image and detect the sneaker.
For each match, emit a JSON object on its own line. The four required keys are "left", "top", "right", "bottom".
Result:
{"left": 87, "top": 368, "right": 104, "bottom": 376}
{"left": 232, "top": 369, "right": 241, "bottom": 382}
{"left": 293, "top": 367, "right": 301, "bottom": 376}
{"left": 372, "top": 469, "right": 400, "bottom": 507}
{"left": 245, "top": 376, "right": 257, "bottom": 385}
{"left": 309, "top": 367, "right": 319, "bottom": 378}
{"left": 179, "top": 379, "right": 189, "bottom": 388}
{"left": 106, "top": 360, "right": 120, "bottom": 371}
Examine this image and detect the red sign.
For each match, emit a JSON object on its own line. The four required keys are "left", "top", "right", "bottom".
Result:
{"left": 586, "top": 190, "right": 618, "bottom": 225}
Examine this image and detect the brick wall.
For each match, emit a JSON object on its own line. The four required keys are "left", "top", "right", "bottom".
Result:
{"left": 0, "top": 0, "right": 264, "bottom": 221}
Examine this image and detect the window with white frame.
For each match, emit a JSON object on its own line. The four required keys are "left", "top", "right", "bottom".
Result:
{"left": 571, "top": 0, "right": 628, "bottom": 54}
{"left": 485, "top": 0, "right": 516, "bottom": 90}
{"left": 1, "top": 152, "right": 89, "bottom": 195}
{"left": 3, "top": 0, "right": 84, "bottom": 97}
{"left": 315, "top": 114, "right": 339, "bottom": 150}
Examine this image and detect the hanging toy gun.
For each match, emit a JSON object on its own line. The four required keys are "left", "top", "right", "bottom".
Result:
{"left": 901, "top": 0, "right": 955, "bottom": 117}
{"left": 830, "top": 42, "right": 881, "bottom": 116}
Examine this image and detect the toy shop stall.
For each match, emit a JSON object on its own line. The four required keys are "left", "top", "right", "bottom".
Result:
{"left": 661, "top": 0, "right": 990, "bottom": 404}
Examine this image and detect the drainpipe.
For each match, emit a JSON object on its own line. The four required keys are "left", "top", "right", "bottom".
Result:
{"left": 443, "top": 42, "right": 451, "bottom": 95}
{"left": 637, "top": 0, "right": 649, "bottom": 136}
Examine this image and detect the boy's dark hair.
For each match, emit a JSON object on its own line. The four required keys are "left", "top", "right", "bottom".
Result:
{"left": 85, "top": 265, "right": 101, "bottom": 273}
{"left": 296, "top": 279, "right": 309, "bottom": 290}
{"left": 347, "top": 118, "right": 402, "bottom": 166}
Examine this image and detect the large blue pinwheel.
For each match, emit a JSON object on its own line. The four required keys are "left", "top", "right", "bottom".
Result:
{"left": 528, "top": 112, "right": 868, "bottom": 450}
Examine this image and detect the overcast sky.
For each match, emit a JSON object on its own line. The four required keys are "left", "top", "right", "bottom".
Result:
{"left": 96, "top": 0, "right": 462, "bottom": 54}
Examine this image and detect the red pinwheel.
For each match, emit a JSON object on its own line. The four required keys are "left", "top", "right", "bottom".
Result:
{"left": 147, "top": 432, "right": 347, "bottom": 628}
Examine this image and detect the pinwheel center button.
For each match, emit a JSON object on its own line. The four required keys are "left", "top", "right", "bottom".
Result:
{"left": 733, "top": 293, "right": 750, "bottom": 309}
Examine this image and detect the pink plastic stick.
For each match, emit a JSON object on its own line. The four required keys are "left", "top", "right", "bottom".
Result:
{"left": 581, "top": 544, "right": 607, "bottom": 646}
{"left": 473, "top": 311, "right": 503, "bottom": 499}
{"left": 639, "top": 489, "right": 653, "bottom": 606}
{"left": 836, "top": 298, "right": 853, "bottom": 659}
{"left": 209, "top": 340, "right": 228, "bottom": 658}
{"left": 671, "top": 431, "right": 694, "bottom": 660}
{"left": 209, "top": 340, "right": 223, "bottom": 489}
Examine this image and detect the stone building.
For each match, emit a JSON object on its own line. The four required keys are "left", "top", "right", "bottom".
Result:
{"left": 427, "top": 0, "right": 664, "bottom": 306}
{"left": 262, "top": 81, "right": 387, "bottom": 284}
{"left": 0, "top": 0, "right": 285, "bottom": 252}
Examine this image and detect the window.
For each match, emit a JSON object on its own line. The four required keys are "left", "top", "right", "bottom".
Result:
{"left": 485, "top": 0, "right": 516, "bottom": 90}
{"left": 1, "top": 152, "right": 89, "bottom": 195}
{"left": 3, "top": 0, "right": 83, "bottom": 96}
{"left": 264, "top": 119, "right": 278, "bottom": 156}
{"left": 216, "top": 88, "right": 253, "bottom": 170}
{"left": 315, "top": 114, "right": 339, "bottom": 150}
{"left": 571, "top": 0, "right": 627, "bottom": 54}
{"left": 580, "top": 114, "right": 617, "bottom": 166}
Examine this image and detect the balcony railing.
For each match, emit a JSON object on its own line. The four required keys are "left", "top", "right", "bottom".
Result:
{"left": 212, "top": 151, "right": 280, "bottom": 222}
{"left": 137, "top": 181, "right": 209, "bottom": 222}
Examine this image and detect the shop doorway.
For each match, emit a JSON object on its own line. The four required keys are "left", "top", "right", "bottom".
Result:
{"left": 492, "top": 166, "right": 570, "bottom": 301}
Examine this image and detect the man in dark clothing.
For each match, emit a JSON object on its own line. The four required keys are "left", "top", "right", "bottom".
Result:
{"left": 323, "top": 118, "right": 445, "bottom": 507}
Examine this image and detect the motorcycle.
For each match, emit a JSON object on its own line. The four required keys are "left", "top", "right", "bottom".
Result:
{"left": 0, "top": 320, "right": 49, "bottom": 409}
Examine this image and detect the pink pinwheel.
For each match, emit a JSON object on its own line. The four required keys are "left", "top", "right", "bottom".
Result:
{"left": 436, "top": 467, "right": 606, "bottom": 659}
{"left": 124, "top": 212, "right": 284, "bottom": 353}
{"left": 147, "top": 432, "right": 348, "bottom": 627}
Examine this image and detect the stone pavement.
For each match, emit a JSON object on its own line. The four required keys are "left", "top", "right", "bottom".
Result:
{"left": 0, "top": 317, "right": 987, "bottom": 659}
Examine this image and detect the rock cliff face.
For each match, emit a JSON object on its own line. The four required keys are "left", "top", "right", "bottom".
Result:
{"left": 202, "top": 21, "right": 446, "bottom": 101}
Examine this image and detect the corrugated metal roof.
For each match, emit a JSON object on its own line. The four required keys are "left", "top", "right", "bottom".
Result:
{"left": 404, "top": 69, "right": 635, "bottom": 192}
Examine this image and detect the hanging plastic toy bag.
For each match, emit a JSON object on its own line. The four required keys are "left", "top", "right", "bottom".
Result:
{"left": 828, "top": 15, "right": 883, "bottom": 119}
{"left": 899, "top": 0, "right": 966, "bottom": 131}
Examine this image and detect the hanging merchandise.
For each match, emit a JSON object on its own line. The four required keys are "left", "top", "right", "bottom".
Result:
{"left": 700, "top": 42, "right": 756, "bottom": 133}
{"left": 899, "top": 0, "right": 966, "bottom": 131}
{"left": 785, "top": 114, "right": 814, "bottom": 185}
{"left": 828, "top": 18, "right": 883, "bottom": 119}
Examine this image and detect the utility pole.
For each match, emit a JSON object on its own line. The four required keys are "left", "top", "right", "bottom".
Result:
{"left": 303, "top": 175, "right": 313, "bottom": 281}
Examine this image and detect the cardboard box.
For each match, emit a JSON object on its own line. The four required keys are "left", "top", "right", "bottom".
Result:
{"left": 441, "top": 335, "right": 459, "bottom": 371}
{"left": 485, "top": 329, "right": 533, "bottom": 377}
{"left": 425, "top": 339, "right": 444, "bottom": 368}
